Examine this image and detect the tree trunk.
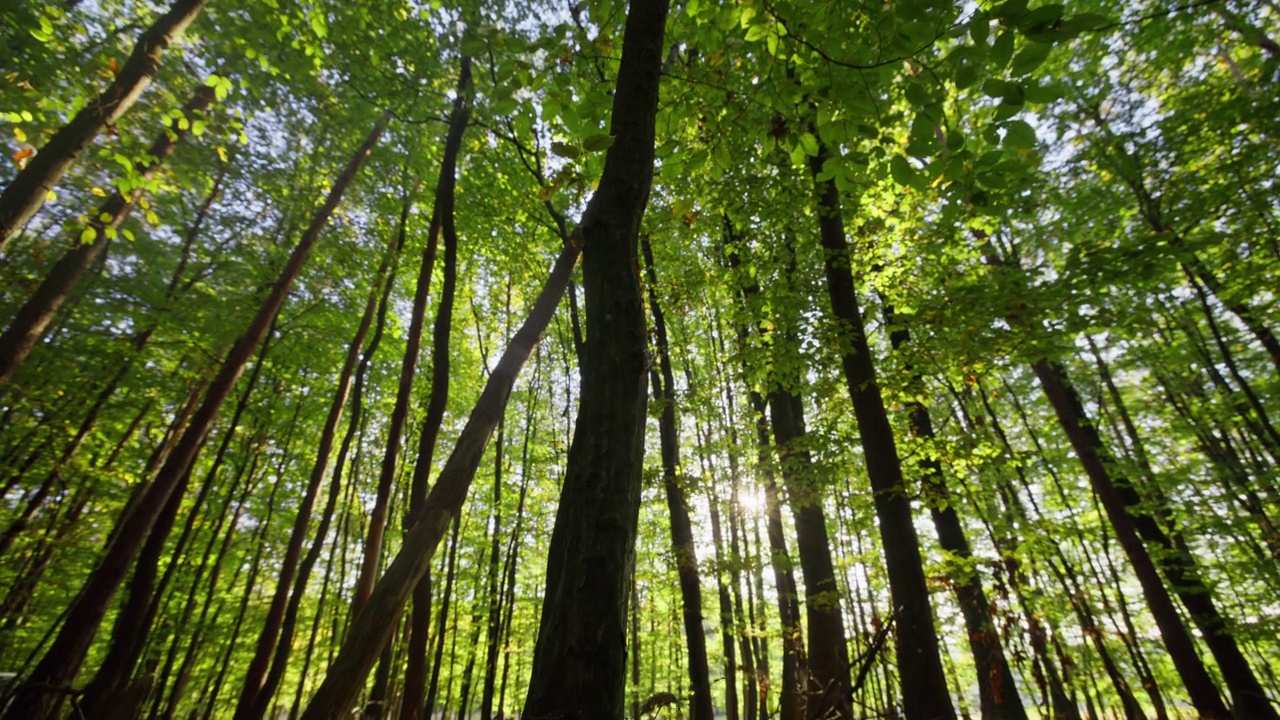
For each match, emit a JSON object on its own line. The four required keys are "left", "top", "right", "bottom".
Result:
{"left": 883, "top": 307, "right": 1027, "bottom": 720}
{"left": 0, "top": 110, "right": 388, "bottom": 720}
{"left": 521, "top": 0, "right": 667, "bottom": 716}
{"left": 1032, "top": 360, "right": 1234, "bottom": 718}
{"left": 403, "top": 54, "right": 473, "bottom": 720}
{"left": 805, "top": 145, "right": 954, "bottom": 720}
{"left": 298, "top": 239, "right": 581, "bottom": 720}
{"left": 642, "top": 235, "right": 714, "bottom": 720}
{"left": 234, "top": 227, "right": 400, "bottom": 720}
{"left": 0, "top": 0, "right": 209, "bottom": 251}
{"left": 0, "top": 84, "right": 216, "bottom": 386}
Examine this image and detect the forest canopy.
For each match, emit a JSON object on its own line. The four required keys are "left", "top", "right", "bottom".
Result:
{"left": 1, "top": 0, "right": 1278, "bottom": 718}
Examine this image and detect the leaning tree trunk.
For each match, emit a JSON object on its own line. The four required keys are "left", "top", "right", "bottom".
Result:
{"left": 297, "top": 239, "right": 582, "bottom": 720}
{"left": 0, "top": 84, "right": 216, "bottom": 386}
{"left": 805, "top": 143, "right": 955, "bottom": 720}
{"left": 232, "top": 226, "right": 401, "bottom": 720}
{"left": 0, "top": 0, "right": 209, "bottom": 251}
{"left": 0, "top": 110, "right": 389, "bottom": 720}
{"left": 642, "top": 235, "right": 714, "bottom": 720}
{"left": 520, "top": 0, "right": 668, "bottom": 716}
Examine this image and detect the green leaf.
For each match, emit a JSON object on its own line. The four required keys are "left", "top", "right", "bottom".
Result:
{"left": 745, "top": 24, "right": 769, "bottom": 42}
{"left": 798, "top": 132, "right": 819, "bottom": 157}
{"left": 1003, "top": 119, "right": 1037, "bottom": 149}
{"left": 890, "top": 155, "right": 915, "bottom": 186}
{"left": 1010, "top": 42, "right": 1051, "bottom": 76}
{"left": 80, "top": 227, "right": 97, "bottom": 244}
{"left": 582, "top": 134, "right": 615, "bottom": 152}
{"left": 551, "top": 141, "right": 581, "bottom": 159}
{"left": 991, "top": 32, "right": 1015, "bottom": 69}
{"left": 1021, "top": 4, "right": 1064, "bottom": 33}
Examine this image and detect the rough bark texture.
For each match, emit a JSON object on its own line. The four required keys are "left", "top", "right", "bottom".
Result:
{"left": 0, "top": 85, "right": 216, "bottom": 386}
{"left": 0, "top": 0, "right": 208, "bottom": 251}
{"left": 0, "top": 111, "right": 388, "bottom": 720}
{"left": 806, "top": 146, "right": 955, "bottom": 720}
{"left": 298, "top": 241, "right": 581, "bottom": 720}
{"left": 520, "top": 0, "right": 668, "bottom": 716}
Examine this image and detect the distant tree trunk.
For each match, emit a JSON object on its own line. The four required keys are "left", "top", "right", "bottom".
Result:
{"left": 0, "top": 84, "right": 216, "bottom": 386}
{"left": 78, "top": 332, "right": 273, "bottom": 718}
{"left": 521, "top": 0, "right": 667, "bottom": 716}
{"left": 234, "top": 227, "right": 401, "bottom": 720}
{"left": 722, "top": 219, "right": 804, "bottom": 720}
{"left": 642, "top": 235, "right": 714, "bottom": 720}
{"left": 0, "top": 110, "right": 389, "bottom": 720}
{"left": 478, "top": 417, "right": 506, "bottom": 720}
{"left": 403, "top": 54, "right": 473, "bottom": 720}
{"left": 805, "top": 144, "right": 954, "bottom": 720}
{"left": 297, "top": 239, "right": 581, "bottom": 719}
{"left": 1033, "top": 360, "right": 1236, "bottom": 718}
{"left": 883, "top": 306, "right": 1027, "bottom": 720}
{"left": 0, "top": 0, "right": 209, "bottom": 251}
{"left": 424, "top": 515, "right": 462, "bottom": 718}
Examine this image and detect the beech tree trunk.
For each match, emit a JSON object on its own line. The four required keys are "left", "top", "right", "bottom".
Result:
{"left": 883, "top": 307, "right": 1027, "bottom": 720}
{"left": 521, "top": 0, "right": 667, "bottom": 716}
{"left": 298, "top": 240, "right": 581, "bottom": 720}
{"left": 805, "top": 145, "right": 955, "bottom": 720}
{"left": 0, "top": 84, "right": 216, "bottom": 386}
{"left": 233, "top": 227, "right": 400, "bottom": 720}
{"left": 643, "top": 235, "right": 714, "bottom": 720}
{"left": 0, "top": 0, "right": 209, "bottom": 251}
{"left": 0, "top": 111, "right": 388, "bottom": 720}
{"left": 402, "top": 54, "right": 472, "bottom": 720}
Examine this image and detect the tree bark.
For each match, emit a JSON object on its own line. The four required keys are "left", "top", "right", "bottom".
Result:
{"left": 233, "top": 227, "right": 400, "bottom": 720}
{"left": 0, "top": 0, "right": 209, "bottom": 251}
{"left": 805, "top": 144, "right": 954, "bottom": 720}
{"left": 642, "top": 235, "right": 714, "bottom": 720}
{"left": 521, "top": 0, "right": 667, "bottom": 716}
{"left": 403, "top": 54, "right": 473, "bottom": 720}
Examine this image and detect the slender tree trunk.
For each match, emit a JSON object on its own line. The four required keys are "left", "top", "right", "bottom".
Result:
{"left": 403, "top": 55, "right": 473, "bottom": 720}
{"left": 0, "top": 84, "right": 216, "bottom": 385}
{"left": 522, "top": 0, "right": 667, "bottom": 715}
{"left": 234, "top": 230, "right": 400, "bottom": 720}
{"left": 805, "top": 145, "right": 954, "bottom": 720}
{"left": 1032, "top": 360, "right": 1234, "bottom": 717}
{"left": 425, "top": 515, "right": 462, "bottom": 719}
{"left": 883, "top": 307, "right": 1027, "bottom": 720}
{"left": 298, "top": 239, "right": 581, "bottom": 720}
{"left": 642, "top": 235, "right": 714, "bottom": 720}
{"left": 0, "top": 110, "right": 389, "bottom": 720}
{"left": 0, "top": 0, "right": 209, "bottom": 251}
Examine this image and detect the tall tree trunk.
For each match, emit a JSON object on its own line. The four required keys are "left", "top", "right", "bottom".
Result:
{"left": 1032, "top": 360, "right": 1236, "bottom": 718}
{"left": 883, "top": 307, "right": 1027, "bottom": 720}
{"left": 0, "top": 110, "right": 389, "bottom": 720}
{"left": 805, "top": 145, "right": 954, "bottom": 720}
{"left": 261, "top": 188, "right": 406, "bottom": 717}
{"left": 642, "top": 235, "right": 714, "bottom": 720}
{"left": 298, "top": 239, "right": 581, "bottom": 720}
{"left": 78, "top": 334, "right": 273, "bottom": 718}
{"left": 0, "top": 0, "right": 209, "bottom": 251}
{"left": 403, "top": 54, "right": 473, "bottom": 720}
{"left": 521, "top": 0, "right": 667, "bottom": 715}
{"left": 0, "top": 84, "right": 216, "bottom": 386}
{"left": 234, "top": 227, "right": 401, "bottom": 720}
